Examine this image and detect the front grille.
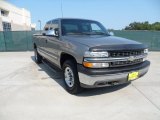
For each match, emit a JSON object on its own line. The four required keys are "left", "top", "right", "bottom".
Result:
{"left": 110, "top": 50, "right": 144, "bottom": 57}
{"left": 110, "top": 58, "right": 143, "bottom": 67}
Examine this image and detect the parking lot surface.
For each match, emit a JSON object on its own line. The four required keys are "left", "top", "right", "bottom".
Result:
{"left": 0, "top": 52, "right": 160, "bottom": 120}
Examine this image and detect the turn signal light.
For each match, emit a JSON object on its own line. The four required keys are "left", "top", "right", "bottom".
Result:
{"left": 83, "top": 62, "right": 93, "bottom": 68}
{"left": 83, "top": 62, "right": 109, "bottom": 68}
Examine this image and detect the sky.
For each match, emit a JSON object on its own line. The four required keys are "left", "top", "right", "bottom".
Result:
{"left": 7, "top": 0, "right": 160, "bottom": 30}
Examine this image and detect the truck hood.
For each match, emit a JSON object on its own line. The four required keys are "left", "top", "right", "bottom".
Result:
{"left": 63, "top": 35, "right": 147, "bottom": 51}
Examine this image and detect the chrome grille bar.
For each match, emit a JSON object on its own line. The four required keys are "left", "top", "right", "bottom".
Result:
{"left": 84, "top": 54, "right": 147, "bottom": 63}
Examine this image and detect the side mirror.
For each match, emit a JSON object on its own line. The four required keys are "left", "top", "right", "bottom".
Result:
{"left": 46, "top": 29, "right": 59, "bottom": 37}
{"left": 109, "top": 31, "right": 114, "bottom": 36}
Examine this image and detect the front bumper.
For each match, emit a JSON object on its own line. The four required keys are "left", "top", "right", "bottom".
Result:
{"left": 77, "top": 61, "right": 150, "bottom": 88}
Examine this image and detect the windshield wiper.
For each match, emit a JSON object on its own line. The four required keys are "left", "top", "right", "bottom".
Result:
{"left": 66, "top": 32, "right": 84, "bottom": 35}
{"left": 82, "top": 32, "right": 109, "bottom": 35}
{"left": 66, "top": 32, "right": 109, "bottom": 36}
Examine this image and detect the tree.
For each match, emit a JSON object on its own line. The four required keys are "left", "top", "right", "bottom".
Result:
{"left": 124, "top": 21, "right": 160, "bottom": 31}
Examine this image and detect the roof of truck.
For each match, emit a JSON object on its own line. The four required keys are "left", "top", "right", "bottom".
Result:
{"left": 46, "top": 18, "right": 97, "bottom": 23}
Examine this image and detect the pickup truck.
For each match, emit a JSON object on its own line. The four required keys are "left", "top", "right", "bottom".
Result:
{"left": 33, "top": 18, "right": 150, "bottom": 94}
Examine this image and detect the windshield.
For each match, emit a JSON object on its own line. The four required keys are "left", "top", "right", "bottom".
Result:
{"left": 61, "top": 19, "right": 109, "bottom": 36}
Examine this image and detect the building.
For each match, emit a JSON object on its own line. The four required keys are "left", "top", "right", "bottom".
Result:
{"left": 0, "top": 0, "right": 35, "bottom": 31}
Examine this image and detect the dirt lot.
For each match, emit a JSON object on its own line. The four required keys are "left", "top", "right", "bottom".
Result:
{"left": 0, "top": 52, "right": 160, "bottom": 120}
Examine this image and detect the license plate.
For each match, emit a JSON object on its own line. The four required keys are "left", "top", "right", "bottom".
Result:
{"left": 128, "top": 72, "right": 139, "bottom": 81}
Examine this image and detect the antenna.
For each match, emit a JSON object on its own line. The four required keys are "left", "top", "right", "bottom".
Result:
{"left": 61, "top": 0, "right": 63, "bottom": 18}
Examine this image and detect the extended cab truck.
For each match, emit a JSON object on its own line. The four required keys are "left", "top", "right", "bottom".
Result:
{"left": 33, "top": 18, "right": 150, "bottom": 94}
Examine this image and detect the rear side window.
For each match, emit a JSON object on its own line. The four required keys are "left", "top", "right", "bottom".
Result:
{"left": 50, "top": 20, "right": 59, "bottom": 30}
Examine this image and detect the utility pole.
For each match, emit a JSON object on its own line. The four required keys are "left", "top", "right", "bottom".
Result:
{"left": 61, "top": 0, "right": 63, "bottom": 18}
{"left": 38, "top": 20, "right": 41, "bottom": 33}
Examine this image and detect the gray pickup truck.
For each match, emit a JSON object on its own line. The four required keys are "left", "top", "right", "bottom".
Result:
{"left": 33, "top": 18, "right": 150, "bottom": 94}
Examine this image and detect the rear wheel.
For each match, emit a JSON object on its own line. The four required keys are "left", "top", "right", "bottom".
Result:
{"left": 34, "top": 47, "right": 42, "bottom": 64}
{"left": 62, "top": 60, "right": 83, "bottom": 94}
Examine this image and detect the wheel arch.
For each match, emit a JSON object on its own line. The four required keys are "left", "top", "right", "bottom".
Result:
{"left": 60, "top": 52, "right": 77, "bottom": 68}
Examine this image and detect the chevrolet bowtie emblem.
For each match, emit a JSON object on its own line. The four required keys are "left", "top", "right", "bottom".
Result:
{"left": 128, "top": 56, "right": 135, "bottom": 61}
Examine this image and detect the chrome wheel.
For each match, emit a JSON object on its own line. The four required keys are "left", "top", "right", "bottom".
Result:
{"left": 64, "top": 67, "right": 74, "bottom": 87}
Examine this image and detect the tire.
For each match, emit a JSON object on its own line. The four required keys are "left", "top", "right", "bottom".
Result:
{"left": 62, "top": 60, "right": 83, "bottom": 94}
{"left": 34, "top": 47, "right": 42, "bottom": 64}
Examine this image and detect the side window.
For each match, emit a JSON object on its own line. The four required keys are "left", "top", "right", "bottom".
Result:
{"left": 50, "top": 20, "right": 59, "bottom": 30}
{"left": 46, "top": 20, "right": 59, "bottom": 36}
{"left": 47, "top": 21, "right": 51, "bottom": 24}
{"left": 91, "top": 23, "right": 102, "bottom": 32}
{"left": 44, "top": 20, "right": 59, "bottom": 36}
{"left": 81, "top": 23, "right": 91, "bottom": 32}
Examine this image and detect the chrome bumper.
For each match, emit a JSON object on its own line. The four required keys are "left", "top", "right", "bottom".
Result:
{"left": 78, "top": 65, "right": 149, "bottom": 88}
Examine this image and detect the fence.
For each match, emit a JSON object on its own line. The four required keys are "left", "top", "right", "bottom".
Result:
{"left": 114, "top": 30, "right": 160, "bottom": 51}
{"left": 0, "top": 31, "right": 37, "bottom": 51}
{"left": 0, "top": 30, "right": 160, "bottom": 51}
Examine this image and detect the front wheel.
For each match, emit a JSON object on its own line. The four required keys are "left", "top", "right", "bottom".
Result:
{"left": 62, "top": 60, "right": 83, "bottom": 94}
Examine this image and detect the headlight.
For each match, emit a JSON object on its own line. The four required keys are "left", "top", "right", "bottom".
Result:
{"left": 143, "top": 49, "right": 148, "bottom": 61}
{"left": 83, "top": 51, "right": 109, "bottom": 68}
{"left": 84, "top": 51, "right": 109, "bottom": 58}
{"left": 144, "top": 49, "right": 148, "bottom": 54}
